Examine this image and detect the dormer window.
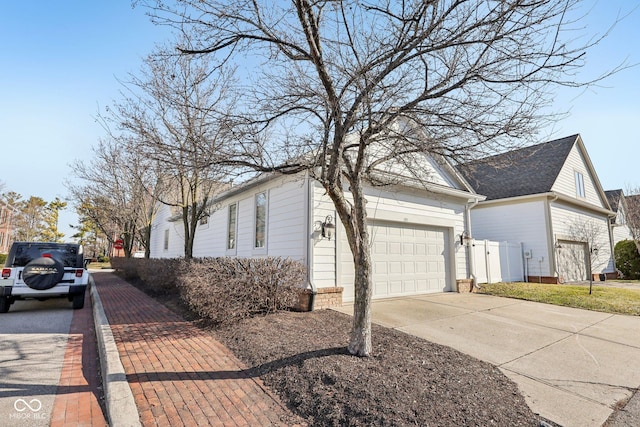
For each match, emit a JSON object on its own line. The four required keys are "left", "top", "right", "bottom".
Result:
{"left": 575, "top": 171, "right": 585, "bottom": 198}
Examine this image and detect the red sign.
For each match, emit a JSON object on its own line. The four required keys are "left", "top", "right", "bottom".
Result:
{"left": 114, "top": 239, "right": 124, "bottom": 250}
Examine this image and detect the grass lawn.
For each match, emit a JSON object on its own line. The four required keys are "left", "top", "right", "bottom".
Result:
{"left": 479, "top": 282, "right": 640, "bottom": 316}
{"left": 87, "top": 261, "right": 112, "bottom": 270}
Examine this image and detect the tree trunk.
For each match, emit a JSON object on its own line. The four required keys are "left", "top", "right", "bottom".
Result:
{"left": 348, "top": 239, "right": 373, "bottom": 356}
{"left": 327, "top": 178, "right": 373, "bottom": 357}
{"left": 183, "top": 206, "right": 193, "bottom": 259}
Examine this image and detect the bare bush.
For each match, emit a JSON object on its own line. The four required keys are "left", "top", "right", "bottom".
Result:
{"left": 176, "top": 257, "right": 307, "bottom": 325}
{"left": 109, "top": 257, "right": 141, "bottom": 280}
{"left": 137, "top": 258, "right": 182, "bottom": 296}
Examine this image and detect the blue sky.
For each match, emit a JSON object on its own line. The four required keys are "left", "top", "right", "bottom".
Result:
{"left": 1, "top": 1, "right": 638, "bottom": 242}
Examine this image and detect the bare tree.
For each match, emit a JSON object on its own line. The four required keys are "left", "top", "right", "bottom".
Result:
{"left": 141, "top": 0, "right": 623, "bottom": 356}
{"left": 562, "top": 217, "right": 609, "bottom": 293}
{"left": 104, "top": 48, "right": 237, "bottom": 258}
{"left": 13, "top": 196, "right": 47, "bottom": 242}
{"left": 68, "top": 137, "right": 160, "bottom": 258}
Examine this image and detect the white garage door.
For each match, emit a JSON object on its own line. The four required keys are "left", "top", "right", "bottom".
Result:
{"left": 557, "top": 240, "right": 588, "bottom": 283}
{"left": 340, "top": 221, "right": 451, "bottom": 303}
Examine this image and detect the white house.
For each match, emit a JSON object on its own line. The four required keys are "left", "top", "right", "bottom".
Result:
{"left": 605, "top": 189, "right": 634, "bottom": 247}
{"left": 457, "top": 134, "right": 616, "bottom": 283}
{"left": 150, "top": 154, "right": 484, "bottom": 304}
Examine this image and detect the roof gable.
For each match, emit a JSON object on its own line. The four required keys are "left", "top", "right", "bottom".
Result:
{"left": 456, "top": 135, "right": 578, "bottom": 200}
{"left": 605, "top": 189, "right": 623, "bottom": 212}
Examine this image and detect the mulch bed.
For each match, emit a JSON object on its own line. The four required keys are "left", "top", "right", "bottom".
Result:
{"left": 130, "top": 279, "right": 549, "bottom": 426}
{"left": 214, "top": 310, "right": 541, "bottom": 426}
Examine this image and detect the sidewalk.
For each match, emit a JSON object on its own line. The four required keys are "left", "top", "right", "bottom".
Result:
{"left": 90, "top": 271, "right": 302, "bottom": 426}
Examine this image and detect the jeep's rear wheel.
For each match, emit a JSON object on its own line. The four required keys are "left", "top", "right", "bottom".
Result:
{"left": 72, "top": 293, "right": 85, "bottom": 309}
{"left": 22, "top": 257, "right": 65, "bottom": 290}
{"left": 0, "top": 297, "right": 11, "bottom": 313}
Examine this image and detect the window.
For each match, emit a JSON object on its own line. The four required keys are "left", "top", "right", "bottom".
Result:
{"left": 255, "top": 192, "right": 267, "bottom": 249}
{"left": 164, "top": 229, "right": 170, "bottom": 251}
{"left": 227, "top": 203, "right": 237, "bottom": 250}
{"left": 575, "top": 171, "right": 585, "bottom": 198}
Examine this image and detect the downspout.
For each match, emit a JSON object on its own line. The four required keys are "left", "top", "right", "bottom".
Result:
{"left": 466, "top": 199, "right": 480, "bottom": 289}
{"left": 305, "top": 173, "right": 317, "bottom": 311}
{"left": 548, "top": 193, "right": 559, "bottom": 281}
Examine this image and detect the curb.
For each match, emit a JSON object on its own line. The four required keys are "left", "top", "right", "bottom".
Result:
{"left": 90, "top": 274, "right": 142, "bottom": 427}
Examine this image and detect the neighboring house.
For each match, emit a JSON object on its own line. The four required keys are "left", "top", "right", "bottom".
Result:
{"left": 0, "top": 200, "right": 18, "bottom": 254}
{"left": 605, "top": 189, "right": 634, "bottom": 247}
{"left": 150, "top": 154, "right": 484, "bottom": 304}
{"left": 457, "top": 134, "right": 616, "bottom": 283}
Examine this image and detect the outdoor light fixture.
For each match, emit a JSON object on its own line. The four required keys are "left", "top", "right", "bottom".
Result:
{"left": 459, "top": 230, "right": 472, "bottom": 246}
{"left": 322, "top": 215, "right": 335, "bottom": 240}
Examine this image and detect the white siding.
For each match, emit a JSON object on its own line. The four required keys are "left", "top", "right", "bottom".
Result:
{"left": 151, "top": 175, "right": 307, "bottom": 263}
{"left": 551, "top": 144, "right": 606, "bottom": 209}
{"left": 550, "top": 201, "right": 613, "bottom": 274}
{"left": 310, "top": 182, "right": 338, "bottom": 289}
{"left": 313, "top": 182, "right": 470, "bottom": 296}
{"left": 612, "top": 209, "right": 633, "bottom": 247}
{"left": 149, "top": 203, "right": 186, "bottom": 258}
{"left": 470, "top": 200, "right": 550, "bottom": 277}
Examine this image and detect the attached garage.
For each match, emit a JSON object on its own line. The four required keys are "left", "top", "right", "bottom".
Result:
{"left": 556, "top": 240, "right": 588, "bottom": 283}
{"left": 339, "top": 221, "right": 452, "bottom": 303}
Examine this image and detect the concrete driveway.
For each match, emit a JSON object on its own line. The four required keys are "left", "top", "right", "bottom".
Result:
{"left": 333, "top": 293, "right": 640, "bottom": 427}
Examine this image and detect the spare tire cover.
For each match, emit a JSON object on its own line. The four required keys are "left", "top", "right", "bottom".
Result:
{"left": 23, "top": 257, "right": 65, "bottom": 290}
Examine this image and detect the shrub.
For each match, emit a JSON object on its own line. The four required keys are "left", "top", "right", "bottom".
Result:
{"left": 176, "top": 257, "right": 307, "bottom": 325}
{"left": 137, "top": 258, "right": 181, "bottom": 296}
{"left": 97, "top": 255, "right": 110, "bottom": 263}
{"left": 109, "top": 257, "right": 142, "bottom": 281}
{"left": 614, "top": 240, "right": 640, "bottom": 280}
{"left": 0, "top": 253, "right": 6, "bottom": 266}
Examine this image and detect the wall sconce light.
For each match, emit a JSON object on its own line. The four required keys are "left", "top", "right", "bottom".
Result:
{"left": 591, "top": 247, "right": 598, "bottom": 256}
{"left": 459, "top": 230, "right": 472, "bottom": 246}
{"left": 322, "top": 215, "right": 335, "bottom": 240}
{"left": 554, "top": 241, "right": 562, "bottom": 249}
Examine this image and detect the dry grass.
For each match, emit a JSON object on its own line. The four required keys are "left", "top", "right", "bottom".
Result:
{"left": 479, "top": 282, "right": 640, "bottom": 316}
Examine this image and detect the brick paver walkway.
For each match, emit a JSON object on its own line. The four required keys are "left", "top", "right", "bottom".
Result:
{"left": 51, "top": 292, "right": 107, "bottom": 427}
{"left": 92, "top": 272, "right": 301, "bottom": 426}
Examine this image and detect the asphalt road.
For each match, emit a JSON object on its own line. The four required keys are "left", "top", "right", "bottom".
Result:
{"left": 0, "top": 298, "right": 73, "bottom": 426}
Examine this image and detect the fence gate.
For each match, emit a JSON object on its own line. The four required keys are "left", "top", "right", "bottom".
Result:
{"left": 472, "top": 240, "right": 524, "bottom": 284}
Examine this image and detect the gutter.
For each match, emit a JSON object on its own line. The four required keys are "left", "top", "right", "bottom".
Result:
{"left": 305, "top": 173, "right": 317, "bottom": 310}
{"left": 465, "top": 198, "right": 480, "bottom": 288}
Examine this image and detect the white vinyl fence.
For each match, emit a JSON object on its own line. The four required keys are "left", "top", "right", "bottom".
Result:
{"left": 472, "top": 240, "right": 524, "bottom": 284}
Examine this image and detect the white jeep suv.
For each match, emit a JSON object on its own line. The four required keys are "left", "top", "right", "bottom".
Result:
{"left": 0, "top": 242, "right": 89, "bottom": 313}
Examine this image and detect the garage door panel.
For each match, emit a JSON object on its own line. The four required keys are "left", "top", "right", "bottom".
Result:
{"left": 557, "top": 240, "right": 588, "bottom": 283}
{"left": 340, "top": 220, "right": 451, "bottom": 302}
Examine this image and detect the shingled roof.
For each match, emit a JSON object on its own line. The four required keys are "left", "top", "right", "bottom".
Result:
{"left": 456, "top": 135, "right": 579, "bottom": 201}
{"left": 605, "top": 189, "right": 623, "bottom": 213}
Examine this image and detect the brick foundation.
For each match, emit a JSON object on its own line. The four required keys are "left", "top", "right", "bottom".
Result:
{"left": 293, "top": 287, "right": 344, "bottom": 311}
{"left": 526, "top": 276, "right": 560, "bottom": 284}
{"left": 456, "top": 279, "right": 475, "bottom": 293}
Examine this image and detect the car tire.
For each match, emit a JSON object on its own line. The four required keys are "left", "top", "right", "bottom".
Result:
{"left": 0, "top": 297, "right": 10, "bottom": 313}
{"left": 22, "top": 257, "right": 65, "bottom": 290}
{"left": 72, "top": 293, "right": 85, "bottom": 309}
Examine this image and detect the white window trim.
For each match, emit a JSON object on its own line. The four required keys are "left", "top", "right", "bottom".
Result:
{"left": 226, "top": 202, "right": 238, "bottom": 255}
{"left": 253, "top": 191, "right": 268, "bottom": 253}
{"left": 163, "top": 229, "right": 170, "bottom": 251}
{"left": 575, "top": 170, "right": 586, "bottom": 199}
